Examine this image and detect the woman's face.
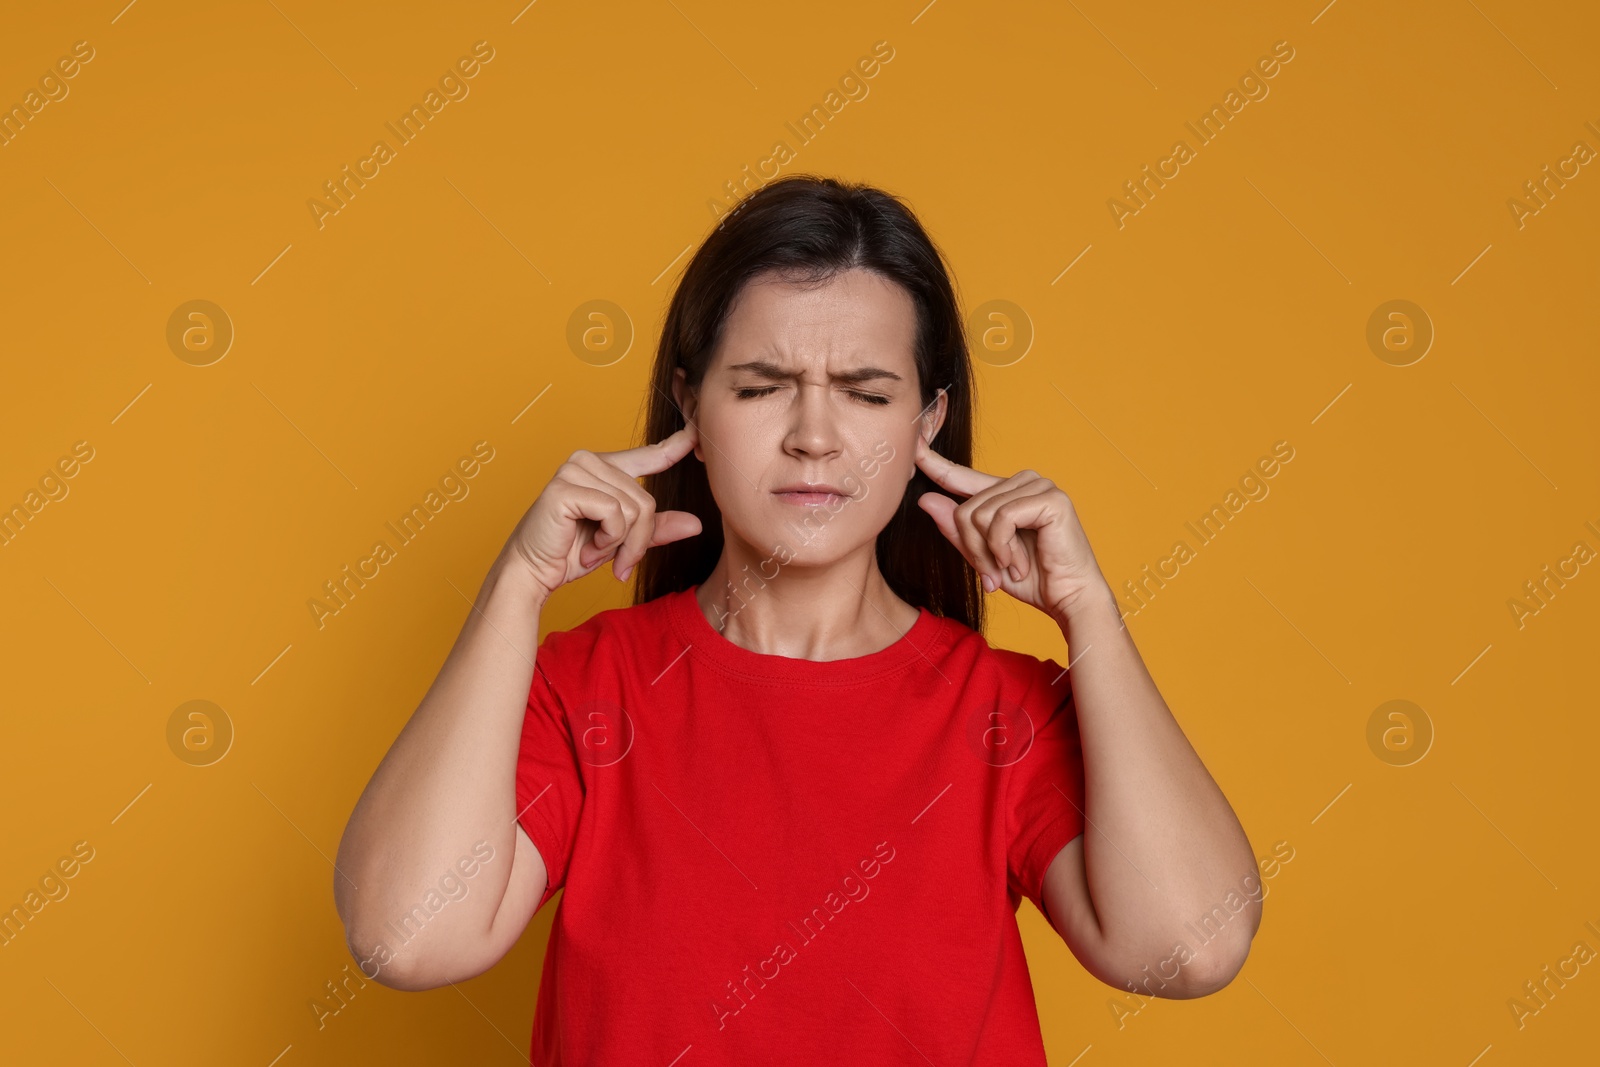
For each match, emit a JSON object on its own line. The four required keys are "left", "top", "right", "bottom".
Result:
{"left": 673, "top": 266, "right": 947, "bottom": 568}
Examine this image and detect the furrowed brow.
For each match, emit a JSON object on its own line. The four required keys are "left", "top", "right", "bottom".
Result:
{"left": 726, "top": 359, "right": 904, "bottom": 385}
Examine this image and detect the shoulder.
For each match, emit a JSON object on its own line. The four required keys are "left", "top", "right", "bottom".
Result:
{"left": 941, "top": 619, "right": 1072, "bottom": 712}
{"left": 993, "top": 646, "right": 1073, "bottom": 714}
{"left": 533, "top": 592, "right": 677, "bottom": 677}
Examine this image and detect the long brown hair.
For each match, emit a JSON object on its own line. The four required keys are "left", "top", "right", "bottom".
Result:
{"left": 629, "top": 174, "right": 984, "bottom": 633}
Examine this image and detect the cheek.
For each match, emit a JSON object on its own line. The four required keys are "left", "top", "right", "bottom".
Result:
{"left": 697, "top": 405, "right": 767, "bottom": 504}
{"left": 849, "top": 435, "right": 915, "bottom": 513}
{"left": 861, "top": 430, "right": 915, "bottom": 485}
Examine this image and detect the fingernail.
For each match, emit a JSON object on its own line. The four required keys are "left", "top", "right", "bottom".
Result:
{"left": 981, "top": 573, "right": 995, "bottom": 593}
{"left": 1008, "top": 565, "right": 1021, "bottom": 581}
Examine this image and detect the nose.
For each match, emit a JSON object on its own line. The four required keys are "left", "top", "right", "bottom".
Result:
{"left": 782, "top": 380, "right": 843, "bottom": 460}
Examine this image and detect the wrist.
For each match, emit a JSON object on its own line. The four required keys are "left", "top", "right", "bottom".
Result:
{"left": 1052, "top": 577, "right": 1116, "bottom": 627}
{"left": 487, "top": 554, "right": 552, "bottom": 610}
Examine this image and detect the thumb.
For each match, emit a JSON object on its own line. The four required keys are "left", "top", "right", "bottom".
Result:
{"left": 917, "top": 492, "right": 961, "bottom": 548}
{"left": 648, "top": 510, "right": 704, "bottom": 547}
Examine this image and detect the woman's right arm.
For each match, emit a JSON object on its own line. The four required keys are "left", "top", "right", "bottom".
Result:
{"left": 333, "top": 555, "right": 554, "bottom": 991}
{"left": 332, "top": 427, "right": 702, "bottom": 991}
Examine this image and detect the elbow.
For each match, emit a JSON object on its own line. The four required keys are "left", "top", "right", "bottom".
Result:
{"left": 340, "top": 913, "right": 504, "bottom": 992}
{"left": 1096, "top": 929, "right": 1254, "bottom": 1002}
{"left": 1173, "top": 926, "right": 1256, "bottom": 998}
{"left": 1172, "top": 885, "right": 1263, "bottom": 997}
{"left": 341, "top": 925, "right": 441, "bottom": 992}
{"left": 332, "top": 862, "right": 435, "bottom": 990}
{"left": 367, "top": 959, "right": 444, "bottom": 993}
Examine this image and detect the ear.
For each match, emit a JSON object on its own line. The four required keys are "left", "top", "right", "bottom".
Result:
{"left": 917, "top": 386, "right": 949, "bottom": 450}
{"left": 672, "top": 367, "right": 704, "bottom": 462}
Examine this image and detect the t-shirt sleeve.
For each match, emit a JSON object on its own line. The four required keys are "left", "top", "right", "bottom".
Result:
{"left": 514, "top": 627, "right": 586, "bottom": 912}
{"left": 1005, "top": 654, "right": 1087, "bottom": 915}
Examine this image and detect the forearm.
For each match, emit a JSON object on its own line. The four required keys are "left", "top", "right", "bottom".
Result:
{"left": 1056, "top": 580, "right": 1259, "bottom": 989}
{"left": 333, "top": 554, "right": 547, "bottom": 978}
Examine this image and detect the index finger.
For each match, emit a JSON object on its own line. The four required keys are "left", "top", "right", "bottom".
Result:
{"left": 915, "top": 435, "right": 1002, "bottom": 498}
{"left": 598, "top": 423, "right": 700, "bottom": 478}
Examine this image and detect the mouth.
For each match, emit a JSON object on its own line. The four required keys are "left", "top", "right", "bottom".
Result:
{"left": 772, "top": 483, "right": 850, "bottom": 507}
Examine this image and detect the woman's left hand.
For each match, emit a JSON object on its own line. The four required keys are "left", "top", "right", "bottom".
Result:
{"left": 914, "top": 435, "right": 1109, "bottom": 622}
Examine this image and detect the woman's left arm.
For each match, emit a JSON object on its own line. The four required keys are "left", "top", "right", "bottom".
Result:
{"left": 915, "top": 439, "right": 1260, "bottom": 999}
{"left": 1038, "top": 580, "right": 1259, "bottom": 998}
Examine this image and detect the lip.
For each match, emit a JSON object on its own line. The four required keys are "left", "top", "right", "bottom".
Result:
{"left": 772, "top": 483, "right": 851, "bottom": 506}
{"left": 772, "top": 482, "right": 850, "bottom": 496}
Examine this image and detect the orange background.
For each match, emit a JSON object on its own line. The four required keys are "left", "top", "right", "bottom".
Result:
{"left": 2, "top": 1, "right": 1597, "bottom": 1063}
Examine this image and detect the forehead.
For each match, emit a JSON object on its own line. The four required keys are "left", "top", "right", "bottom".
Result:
{"left": 710, "top": 267, "right": 918, "bottom": 372}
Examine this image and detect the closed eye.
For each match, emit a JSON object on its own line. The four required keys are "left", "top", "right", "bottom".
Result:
{"left": 734, "top": 386, "right": 890, "bottom": 406}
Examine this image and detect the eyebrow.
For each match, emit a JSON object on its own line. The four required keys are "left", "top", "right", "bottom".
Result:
{"left": 725, "top": 359, "right": 905, "bottom": 386}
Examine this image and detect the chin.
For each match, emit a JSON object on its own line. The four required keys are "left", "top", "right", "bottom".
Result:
{"left": 724, "top": 512, "right": 860, "bottom": 565}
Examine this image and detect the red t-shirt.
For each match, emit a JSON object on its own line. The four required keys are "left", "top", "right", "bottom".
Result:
{"left": 513, "top": 583, "right": 1086, "bottom": 1065}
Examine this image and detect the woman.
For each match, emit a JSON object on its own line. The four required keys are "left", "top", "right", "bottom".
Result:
{"left": 335, "top": 175, "right": 1261, "bottom": 1063}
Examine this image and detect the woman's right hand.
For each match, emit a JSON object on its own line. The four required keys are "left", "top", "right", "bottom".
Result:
{"left": 502, "top": 424, "right": 705, "bottom": 600}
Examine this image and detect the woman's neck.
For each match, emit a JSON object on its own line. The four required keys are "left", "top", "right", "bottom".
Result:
{"left": 694, "top": 552, "right": 920, "bottom": 661}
